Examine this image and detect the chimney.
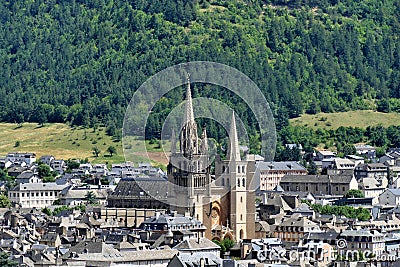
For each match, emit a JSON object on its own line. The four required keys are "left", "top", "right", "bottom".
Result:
{"left": 200, "top": 258, "right": 205, "bottom": 267}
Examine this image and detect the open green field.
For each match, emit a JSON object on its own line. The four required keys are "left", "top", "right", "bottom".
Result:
{"left": 290, "top": 110, "right": 400, "bottom": 130}
{"left": 0, "top": 123, "right": 170, "bottom": 168}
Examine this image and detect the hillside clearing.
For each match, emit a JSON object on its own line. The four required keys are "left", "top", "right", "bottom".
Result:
{"left": 290, "top": 110, "right": 400, "bottom": 130}
{"left": 0, "top": 123, "right": 169, "bottom": 168}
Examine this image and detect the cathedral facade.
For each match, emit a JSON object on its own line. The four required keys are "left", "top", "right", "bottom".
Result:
{"left": 167, "top": 77, "right": 256, "bottom": 241}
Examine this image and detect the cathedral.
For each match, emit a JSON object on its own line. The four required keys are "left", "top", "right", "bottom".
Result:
{"left": 167, "top": 76, "right": 256, "bottom": 241}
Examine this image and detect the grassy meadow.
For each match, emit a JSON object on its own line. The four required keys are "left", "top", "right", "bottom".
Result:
{"left": 0, "top": 123, "right": 170, "bottom": 168}
{"left": 289, "top": 110, "right": 400, "bottom": 130}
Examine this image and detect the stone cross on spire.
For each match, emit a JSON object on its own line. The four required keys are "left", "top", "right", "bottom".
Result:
{"left": 182, "top": 73, "right": 195, "bottom": 125}
{"left": 201, "top": 125, "right": 208, "bottom": 154}
{"left": 227, "top": 111, "right": 241, "bottom": 161}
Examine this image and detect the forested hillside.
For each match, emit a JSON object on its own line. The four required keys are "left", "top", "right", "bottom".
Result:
{"left": 0, "top": 0, "right": 399, "bottom": 149}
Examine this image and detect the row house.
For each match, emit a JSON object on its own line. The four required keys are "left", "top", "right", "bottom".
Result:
{"left": 279, "top": 174, "right": 358, "bottom": 196}
{"left": 59, "top": 186, "right": 109, "bottom": 206}
{"left": 274, "top": 215, "right": 321, "bottom": 244}
{"left": 39, "top": 155, "right": 66, "bottom": 174}
{"left": 39, "top": 155, "right": 55, "bottom": 165}
{"left": 325, "top": 158, "right": 356, "bottom": 175}
{"left": 379, "top": 189, "right": 400, "bottom": 206}
{"left": 15, "top": 171, "right": 41, "bottom": 184}
{"left": 8, "top": 183, "right": 68, "bottom": 208}
{"left": 256, "top": 161, "right": 307, "bottom": 191}
{"left": 316, "top": 150, "right": 336, "bottom": 161}
{"left": 6, "top": 152, "right": 36, "bottom": 165}
{"left": 338, "top": 229, "right": 385, "bottom": 258}
{"left": 379, "top": 150, "right": 400, "bottom": 166}
{"left": 354, "top": 163, "right": 388, "bottom": 180}
{"left": 51, "top": 159, "right": 66, "bottom": 174}
{"left": 111, "top": 162, "right": 135, "bottom": 175}
{"left": 355, "top": 144, "right": 377, "bottom": 159}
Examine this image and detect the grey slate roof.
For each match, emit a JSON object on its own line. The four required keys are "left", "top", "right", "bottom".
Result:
{"left": 257, "top": 161, "right": 306, "bottom": 171}
{"left": 355, "top": 163, "right": 387, "bottom": 170}
{"left": 279, "top": 216, "right": 318, "bottom": 227}
{"left": 340, "top": 229, "right": 383, "bottom": 237}
{"left": 40, "top": 232, "right": 59, "bottom": 242}
{"left": 12, "top": 182, "right": 68, "bottom": 191}
{"left": 281, "top": 175, "right": 329, "bottom": 183}
{"left": 386, "top": 189, "right": 400, "bottom": 196}
{"left": 303, "top": 230, "right": 339, "bottom": 241}
{"left": 173, "top": 238, "right": 220, "bottom": 251}
{"left": 330, "top": 175, "right": 354, "bottom": 184}
{"left": 140, "top": 213, "right": 205, "bottom": 230}
{"left": 61, "top": 188, "right": 108, "bottom": 199}
{"left": 280, "top": 174, "right": 354, "bottom": 184}
{"left": 109, "top": 177, "right": 168, "bottom": 200}
{"left": 65, "top": 241, "right": 120, "bottom": 255}
{"left": 273, "top": 185, "right": 285, "bottom": 192}
{"left": 16, "top": 171, "right": 35, "bottom": 179}
{"left": 172, "top": 251, "right": 222, "bottom": 267}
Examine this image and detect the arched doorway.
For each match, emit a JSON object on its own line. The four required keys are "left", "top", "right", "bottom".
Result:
{"left": 222, "top": 232, "right": 233, "bottom": 240}
{"left": 211, "top": 206, "right": 221, "bottom": 227}
{"left": 210, "top": 201, "right": 223, "bottom": 228}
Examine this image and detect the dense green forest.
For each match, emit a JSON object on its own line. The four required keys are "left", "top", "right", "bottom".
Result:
{"left": 0, "top": 0, "right": 399, "bottom": 155}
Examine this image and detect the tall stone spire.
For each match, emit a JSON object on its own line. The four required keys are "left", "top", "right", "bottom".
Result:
{"left": 180, "top": 73, "right": 198, "bottom": 156}
{"left": 182, "top": 73, "right": 195, "bottom": 125}
{"left": 200, "top": 126, "right": 208, "bottom": 154}
{"left": 227, "top": 111, "right": 241, "bottom": 161}
{"left": 171, "top": 128, "right": 176, "bottom": 154}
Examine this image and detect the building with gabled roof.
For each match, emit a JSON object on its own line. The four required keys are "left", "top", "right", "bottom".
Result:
{"left": 355, "top": 144, "right": 376, "bottom": 159}
{"left": 256, "top": 161, "right": 306, "bottom": 191}
{"left": 168, "top": 251, "right": 222, "bottom": 267}
{"left": 39, "top": 155, "right": 55, "bottom": 165}
{"left": 139, "top": 212, "right": 206, "bottom": 240}
{"left": 107, "top": 177, "right": 169, "bottom": 209}
{"left": 8, "top": 182, "right": 68, "bottom": 208}
{"left": 338, "top": 229, "right": 385, "bottom": 257}
{"left": 60, "top": 186, "right": 109, "bottom": 206}
{"left": 379, "top": 188, "right": 400, "bottom": 206}
{"left": 62, "top": 240, "right": 178, "bottom": 266}
{"left": 354, "top": 163, "right": 388, "bottom": 180}
{"left": 274, "top": 215, "right": 321, "bottom": 244}
{"left": 316, "top": 150, "right": 336, "bottom": 161}
{"left": 279, "top": 174, "right": 358, "bottom": 196}
{"left": 173, "top": 237, "right": 220, "bottom": 256}
{"left": 15, "top": 171, "right": 41, "bottom": 184}
{"left": 6, "top": 152, "right": 36, "bottom": 164}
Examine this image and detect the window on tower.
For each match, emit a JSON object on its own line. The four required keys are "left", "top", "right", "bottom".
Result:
{"left": 242, "top": 178, "right": 245, "bottom": 187}
{"left": 237, "top": 179, "right": 240, "bottom": 187}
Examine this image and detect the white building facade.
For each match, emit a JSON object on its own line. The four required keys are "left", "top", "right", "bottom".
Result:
{"left": 8, "top": 183, "right": 68, "bottom": 208}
